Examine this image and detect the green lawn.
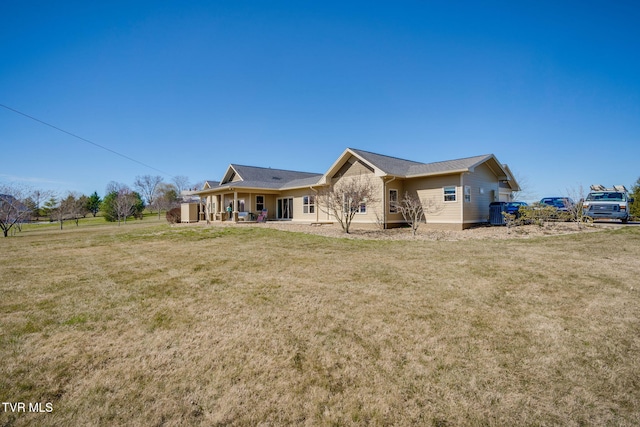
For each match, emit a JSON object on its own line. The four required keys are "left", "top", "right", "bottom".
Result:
{"left": 1, "top": 222, "right": 639, "bottom": 426}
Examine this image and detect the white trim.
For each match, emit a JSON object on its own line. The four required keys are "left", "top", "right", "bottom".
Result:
{"left": 443, "top": 186, "right": 457, "bottom": 203}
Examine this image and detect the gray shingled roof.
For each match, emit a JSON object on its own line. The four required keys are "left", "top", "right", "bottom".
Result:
{"left": 406, "top": 154, "right": 494, "bottom": 177}
{"left": 350, "top": 148, "right": 494, "bottom": 177}
{"left": 349, "top": 148, "right": 424, "bottom": 176}
{"left": 216, "top": 165, "right": 323, "bottom": 189}
{"left": 199, "top": 149, "right": 506, "bottom": 194}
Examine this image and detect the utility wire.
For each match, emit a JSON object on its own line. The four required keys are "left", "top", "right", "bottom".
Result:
{"left": 0, "top": 103, "right": 174, "bottom": 177}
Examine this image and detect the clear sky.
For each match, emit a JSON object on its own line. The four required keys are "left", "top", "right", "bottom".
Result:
{"left": 2, "top": 1, "right": 639, "bottom": 201}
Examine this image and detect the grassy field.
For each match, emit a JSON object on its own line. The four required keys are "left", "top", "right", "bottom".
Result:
{"left": 1, "top": 220, "right": 639, "bottom": 426}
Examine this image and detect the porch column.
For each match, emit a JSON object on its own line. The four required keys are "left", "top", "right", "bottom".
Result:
{"left": 233, "top": 191, "right": 238, "bottom": 222}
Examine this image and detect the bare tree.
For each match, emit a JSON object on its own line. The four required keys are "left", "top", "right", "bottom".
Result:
{"left": 53, "top": 195, "right": 67, "bottom": 229}
{"left": 172, "top": 175, "right": 191, "bottom": 193}
{"left": 62, "top": 192, "right": 89, "bottom": 226}
{"left": 200, "top": 197, "right": 211, "bottom": 224}
{"left": 134, "top": 175, "right": 163, "bottom": 214}
{"left": 317, "top": 174, "right": 379, "bottom": 234}
{"left": 104, "top": 182, "right": 139, "bottom": 225}
{"left": 114, "top": 188, "right": 138, "bottom": 225}
{"left": 0, "top": 184, "right": 37, "bottom": 237}
{"left": 565, "top": 185, "right": 589, "bottom": 228}
{"left": 392, "top": 192, "right": 443, "bottom": 236}
{"left": 511, "top": 172, "right": 535, "bottom": 202}
{"left": 153, "top": 183, "right": 180, "bottom": 219}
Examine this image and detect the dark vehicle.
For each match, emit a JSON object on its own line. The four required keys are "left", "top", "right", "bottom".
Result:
{"left": 540, "top": 197, "right": 574, "bottom": 212}
{"left": 504, "top": 201, "right": 528, "bottom": 216}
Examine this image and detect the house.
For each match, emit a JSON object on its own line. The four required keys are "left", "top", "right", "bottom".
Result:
{"left": 185, "top": 148, "right": 520, "bottom": 230}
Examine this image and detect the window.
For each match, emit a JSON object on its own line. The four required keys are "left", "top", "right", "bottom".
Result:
{"left": 303, "top": 195, "right": 315, "bottom": 214}
{"left": 389, "top": 189, "right": 398, "bottom": 213}
{"left": 444, "top": 186, "right": 457, "bottom": 202}
{"left": 256, "top": 195, "right": 264, "bottom": 212}
{"left": 343, "top": 196, "right": 367, "bottom": 214}
{"left": 464, "top": 186, "right": 471, "bottom": 202}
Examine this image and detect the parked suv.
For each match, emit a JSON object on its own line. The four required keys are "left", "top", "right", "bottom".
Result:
{"left": 582, "top": 185, "right": 633, "bottom": 224}
{"left": 540, "top": 197, "right": 574, "bottom": 212}
{"left": 505, "top": 201, "right": 528, "bottom": 216}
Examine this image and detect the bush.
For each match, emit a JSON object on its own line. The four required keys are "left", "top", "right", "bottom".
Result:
{"left": 515, "top": 203, "right": 565, "bottom": 226}
{"left": 166, "top": 207, "right": 181, "bottom": 224}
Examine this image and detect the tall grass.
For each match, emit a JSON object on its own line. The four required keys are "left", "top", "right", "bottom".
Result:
{"left": 1, "top": 223, "right": 639, "bottom": 426}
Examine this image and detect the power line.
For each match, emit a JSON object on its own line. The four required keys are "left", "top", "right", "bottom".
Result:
{"left": 0, "top": 103, "right": 174, "bottom": 178}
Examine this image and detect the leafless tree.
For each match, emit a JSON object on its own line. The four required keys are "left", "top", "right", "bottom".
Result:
{"left": 114, "top": 188, "right": 138, "bottom": 225}
{"left": 317, "top": 174, "right": 379, "bottom": 234}
{"left": 52, "top": 194, "right": 67, "bottom": 229}
{"left": 61, "top": 192, "right": 89, "bottom": 226}
{"left": 511, "top": 172, "right": 535, "bottom": 202}
{"left": 172, "top": 175, "right": 191, "bottom": 193}
{"left": 392, "top": 192, "right": 443, "bottom": 236}
{"left": 199, "top": 197, "right": 211, "bottom": 224}
{"left": 565, "top": 185, "right": 589, "bottom": 228}
{"left": 105, "top": 183, "right": 137, "bottom": 225}
{"left": 134, "top": 175, "right": 163, "bottom": 214}
{"left": 0, "top": 183, "right": 37, "bottom": 237}
{"left": 153, "top": 183, "right": 180, "bottom": 219}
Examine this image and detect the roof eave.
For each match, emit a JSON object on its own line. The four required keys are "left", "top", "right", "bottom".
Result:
{"left": 406, "top": 168, "right": 469, "bottom": 178}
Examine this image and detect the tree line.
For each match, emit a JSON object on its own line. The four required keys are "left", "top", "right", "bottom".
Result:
{"left": 0, "top": 175, "right": 194, "bottom": 237}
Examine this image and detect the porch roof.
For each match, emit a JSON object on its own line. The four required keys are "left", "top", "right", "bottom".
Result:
{"left": 196, "top": 164, "right": 323, "bottom": 195}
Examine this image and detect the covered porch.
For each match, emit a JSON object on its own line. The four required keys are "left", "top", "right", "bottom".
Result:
{"left": 197, "top": 188, "right": 280, "bottom": 223}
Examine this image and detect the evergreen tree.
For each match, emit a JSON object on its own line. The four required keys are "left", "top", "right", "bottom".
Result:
{"left": 100, "top": 191, "right": 118, "bottom": 222}
{"left": 86, "top": 191, "right": 102, "bottom": 217}
{"left": 630, "top": 177, "right": 640, "bottom": 219}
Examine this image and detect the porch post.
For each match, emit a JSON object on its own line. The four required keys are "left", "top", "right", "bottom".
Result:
{"left": 233, "top": 191, "right": 238, "bottom": 222}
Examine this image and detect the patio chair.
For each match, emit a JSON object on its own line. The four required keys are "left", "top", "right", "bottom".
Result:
{"left": 256, "top": 209, "right": 268, "bottom": 223}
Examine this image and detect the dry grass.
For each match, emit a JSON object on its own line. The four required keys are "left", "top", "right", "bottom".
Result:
{"left": 1, "top": 220, "right": 640, "bottom": 426}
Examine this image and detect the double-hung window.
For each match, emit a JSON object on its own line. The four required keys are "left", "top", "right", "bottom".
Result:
{"left": 444, "top": 186, "right": 457, "bottom": 202}
{"left": 303, "top": 195, "right": 315, "bottom": 214}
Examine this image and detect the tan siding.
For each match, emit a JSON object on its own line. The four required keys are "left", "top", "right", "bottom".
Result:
{"left": 461, "top": 163, "right": 499, "bottom": 223}
{"left": 403, "top": 175, "right": 462, "bottom": 225}
{"left": 180, "top": 203, "right": 199, "bottom": 223}
{"left": 386, "top": 179, "right": 406, "bottom": 224}
{"left": 327, "top": 162, "right": 385, "bottom": 226}
{"left": 279, "top": 188, "right": 320, "bottom": 221}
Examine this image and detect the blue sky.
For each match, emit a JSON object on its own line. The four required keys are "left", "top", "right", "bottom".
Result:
{"left": 1, "top": 1, "right": 639, "bottom": 201}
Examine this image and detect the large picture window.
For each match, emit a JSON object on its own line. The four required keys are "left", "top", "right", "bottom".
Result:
{"left": 444, "top": 186, "right": 457, "bottom": 202}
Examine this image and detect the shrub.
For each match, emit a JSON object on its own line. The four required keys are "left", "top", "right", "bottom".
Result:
{"left": 517, "top": 203, "right": 562, "bottom": 226}
{"left": 166, "top": 207, "right": 181, "bottom": 224}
